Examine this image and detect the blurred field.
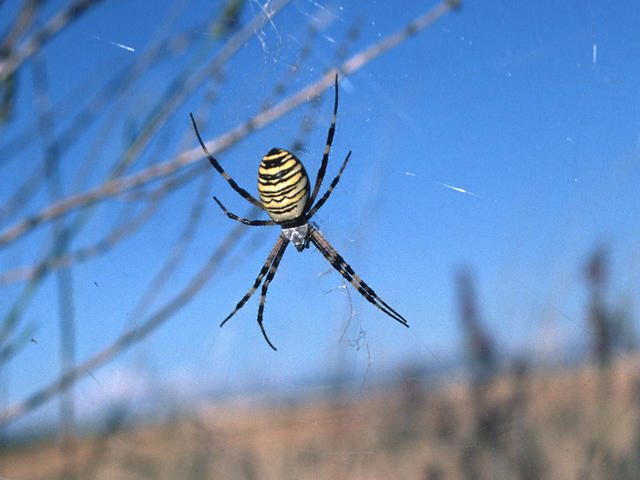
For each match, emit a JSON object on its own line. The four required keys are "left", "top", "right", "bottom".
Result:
{"left": 2, "top": 355, "right": 639, "bottom": 480}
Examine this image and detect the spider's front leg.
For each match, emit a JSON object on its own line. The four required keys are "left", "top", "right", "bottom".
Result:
{"left": 213, "top": 196, "right": 277, "bottom": 226}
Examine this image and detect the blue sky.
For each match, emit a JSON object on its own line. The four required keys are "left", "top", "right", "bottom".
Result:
{"left": 1, "top": 0, "right": 639, "bottom": 430}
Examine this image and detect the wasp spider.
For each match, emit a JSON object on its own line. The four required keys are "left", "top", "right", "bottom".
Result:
{"left": 190, "top": 75, "right": 408, "bottom": 350}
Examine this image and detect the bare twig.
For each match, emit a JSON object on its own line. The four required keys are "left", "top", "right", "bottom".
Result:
{"left": 0, "top": 0, "right": 43, "bottom": 58}
{"left": 0, "top": 0, "right": 461, "bottom": 427}
{"left": 0, "top": 211, "right": 257, "bottom": 427}
{"left": 0, "top": 0, "right": 106, "bottom": 82}
{"left": 126, "top": 172, "right": 212, "bottom": 325}
{"left": 33, "top": 53, "right": 79, "bottom": 475}
{"left": 0, "top": 170, "right": 185, "bottom": 286}
{"left": 0, "top": 0, "right": 294, "bottom": 350}
{"left": 0, "top": 0, "right": 459, "bottom": 248}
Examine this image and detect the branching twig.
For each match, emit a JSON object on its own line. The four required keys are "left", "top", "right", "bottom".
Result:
{"left": 0, "top": 0, "right": 462, "bottom": 428}
{"left": 0, "top": 163, "right": 208, "bottom": 287}
{"left": 0, "top": 0, "right": 459, "bottom": 248}
{"left": 0, "top": 210, "right": 256, "bottom": 427}
{"left": 0, "top": 0, "right": 294, "bottom": 350}
{"left": 0, "top": 0, "right": 106, "bottom": 82}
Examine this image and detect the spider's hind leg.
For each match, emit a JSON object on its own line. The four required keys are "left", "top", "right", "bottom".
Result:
{"left": 309, "top": 227, "right": 409, "bottom": 327}
{"left": 220, "top": 235, "right": 287, "bottom": 329}
{"left": 256, "top": 238, "right": 289, "bottom": 350}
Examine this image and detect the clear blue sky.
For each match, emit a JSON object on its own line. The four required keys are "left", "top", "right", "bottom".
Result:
{"left": 1, "top": 0, "right": 639, "bottom": 430}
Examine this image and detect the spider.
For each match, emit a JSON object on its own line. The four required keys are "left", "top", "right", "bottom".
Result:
{"left": 190, "top": 74, "right": 408, "bottom": 350}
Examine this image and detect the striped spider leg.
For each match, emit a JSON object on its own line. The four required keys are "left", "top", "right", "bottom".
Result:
{"left": 308, "top": 226, "right": 408, "bottom": 326}
{"left": 191, "top": 74, "right": 408, "bottom": 350}
{"left": 189, "top": 113, "right": 275, "bottom": 223}
{"left": 219, "top": 235, "right": 289, "bottom": 350}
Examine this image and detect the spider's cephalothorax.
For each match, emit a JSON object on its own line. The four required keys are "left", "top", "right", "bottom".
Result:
{"left": 190, "top": 74, "right": 408, "bottom": 350}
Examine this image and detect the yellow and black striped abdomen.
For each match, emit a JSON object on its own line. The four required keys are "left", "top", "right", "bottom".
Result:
{"left": 258, "top": 148, "right": 310, "bottom": 223}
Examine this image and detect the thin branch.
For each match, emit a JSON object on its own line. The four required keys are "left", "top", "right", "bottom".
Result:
{"left": 0, "top": 163, "right": 204, "bottom": 286}
{"left": 0, "top": 0, "right": 106, "bottom": 82}
{"left": 0, "top": 0, "right": 294, "bottom": 348}
{"left": 0, "top": 209, "right": 257, "bottom": 427}
{"left": 0, "top": 9, "right": 195, "bottom": 166}
{"left": 89, "top": 0, "right": 293, "bottom": 187}
{"left": 0, "top": 96, "right": 216, "bottom": 286}
{"left": 123, "top": 95, "right": 228, "bottom": 323}
{"left": 0, "top": 0, "right": 459, "bottom": 248}
{"left": 0, "top": 1, "right": 42, "bottom": 59}
{"left": 0, "top": 322, "right": 35, "bottom": 366}
{"left": 0, "top": 163, "right": 45, "bottom": 223}
{"left": 341, "top": 0, "right": 461, "bottom": 74}
{"left": 33, "top": 52, "right": 79, "bottom": 474}
{"left": 126, "top": 171, "right": 212, "bottom": 324}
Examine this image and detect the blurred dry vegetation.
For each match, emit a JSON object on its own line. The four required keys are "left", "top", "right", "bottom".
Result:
{"left": 1, "top": 1, "right": 638, "bottom": 479}
{"left": 2, "top": 354, "right": 640, "bottom": 479}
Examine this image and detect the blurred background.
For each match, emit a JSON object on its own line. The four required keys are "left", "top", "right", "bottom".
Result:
{"left": 1, "top": 0, "right": 639, "bottom": 478}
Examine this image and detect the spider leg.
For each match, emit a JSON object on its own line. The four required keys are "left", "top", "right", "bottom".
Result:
{"left": 306, "top": 151, "right": 351, "bottom": 219}
{"left": 309, "top": 227, "right": 409, "bottom": 327}
{"left": 220, "top": 235, "right": 286, "bottom": 328}
{"left": 308, "top": 74, "right": 339, "bottom": 208}
{"left": 213, "top": 197, "right": 277, "bottom": 226}
{"left": 256, "top": 238, "right": 289, "bottom": 350}
{"left": 190, "top": 113, "right": 265, "bottom": 210}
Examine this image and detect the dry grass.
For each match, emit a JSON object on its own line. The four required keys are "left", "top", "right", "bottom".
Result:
{"left": 2, "top": 355, "right": 640, "bottom": 479}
